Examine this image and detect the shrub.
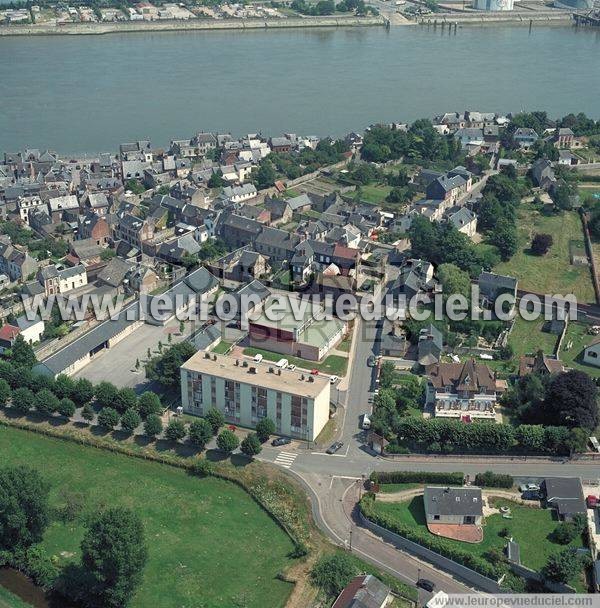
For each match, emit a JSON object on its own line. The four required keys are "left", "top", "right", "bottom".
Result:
{"left": 216, "top": 429, "right": 239, "bottom": 453}
{"left": 188, "top": 419, "right": 212, "bottom": 449}
{"left": 255, "top": 418, "right": 276, "bottom": 443}
{"left": 474, "top": 471, "right": 513, "bottom": 488}
{"left": 97, "top": 407, "right": 119, "bottom": 430}
{"left": 143, "top": 414, "right": 163, "bottom": 438}
{"left": 370, "top": 471, "right": 464, "bottom": 485}
{"left": 57, "top": 398, "right": 76, "bottom": 418}
{"left": 551, "top": 522, "right": 578, "bottom": 545}
{"left": 189, "top": 458, "right": 214, "bottom": 477}
{"left": 11, "top": 387, "right": 36, "bottom": 414}
{"left": 165, "top": 419, "right": 186, "bottom": 442}
{"left": 531, "top": 233, "right": 553, "bottom": 255}
{"left": 0, "top": 379, "right": 11, "bottom": 405}
{"left": 310, "top": 554, "right": 359, "bottom": 597}
{"left": 240, "top": 433, "right": 262, "bottom": 457}
{"left": 81, "top": 403, "right": 95, "bottom": 423}
{"left": 120, "top": 409, "right": 142, "bottom": 434}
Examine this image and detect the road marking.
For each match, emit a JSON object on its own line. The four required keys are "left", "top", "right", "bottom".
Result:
{"left": 274, "top": 451, "right": 297, "bottom": 469}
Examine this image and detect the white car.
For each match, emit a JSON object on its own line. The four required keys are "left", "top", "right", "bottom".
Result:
{"left": 275, "top": 358, "right": 288, "bottom": 369}
{"left": 519, "top": 483, "right": 540, "bottom": 493}
{"left": 288, "top": 364, "right": 296, "bottom": 371}
{"left": 253, "top": 354, "right": 263, "bottom": 363}
{"left": 330, "top": 375, "right": 339, "bottom": 384}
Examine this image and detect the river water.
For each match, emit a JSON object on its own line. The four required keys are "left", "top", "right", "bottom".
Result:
{"left": 0, "top": 24, "right": 599, "bottom": 153}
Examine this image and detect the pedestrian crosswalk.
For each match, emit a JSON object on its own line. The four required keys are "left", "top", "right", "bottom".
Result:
{"left": 274, "top": 451, "right": 297, "bottom": 469}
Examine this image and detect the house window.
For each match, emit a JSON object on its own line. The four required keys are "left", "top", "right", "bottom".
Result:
{"left": 589, "top": 351, "right": 598, "bottom": 358}
{"left": 433, "top": 515, "right": 440, "bottom": 521}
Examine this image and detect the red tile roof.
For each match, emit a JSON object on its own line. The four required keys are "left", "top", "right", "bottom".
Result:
{"left": 0, "top": 324, "right": 20, "bottom": 342}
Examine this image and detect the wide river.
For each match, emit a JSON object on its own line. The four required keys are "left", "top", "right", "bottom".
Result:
{"left": 0, "top": 24, "right": 599, "bottom": 153}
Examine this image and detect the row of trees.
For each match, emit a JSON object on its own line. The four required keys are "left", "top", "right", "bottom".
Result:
{"left": 0, "top": 464, "right": 147, "bottom": 608}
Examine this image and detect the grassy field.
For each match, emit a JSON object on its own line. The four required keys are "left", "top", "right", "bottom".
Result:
{"left": 494, "top": 205, "right": 595, "bottom": 303}
{"left": 378, "top": 483, "right": 421, "bottom": 494}
{"left": 243, "top": 347, "right": 348, "bottom": 376}
{"left": 0, "top": 426, "right": 295, "bottom": 608}
{"left": 559, "top": 321, "right": 600, "bottom": 378}
{"left": 371, "top": 496, "right": 584, "bottom": 585}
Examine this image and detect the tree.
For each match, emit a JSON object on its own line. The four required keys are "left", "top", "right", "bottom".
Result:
{"left": 551, "top": 522, "right": 579, "bottom": 545}
{"left": 216, "top": 429, "right": 239, "bottom": 453}
{"left": 544, "top": 370, "right": 598, "bottom": 430}
{"left": 310, "top": 554, "right": 359, "bottom": 597}
{"left": 542, "top": 549, "right": 580, "bottom": 584}
{"left": 114, "top": 388, "right": 138, "bottom": 414}
{"left": 57, "top": 398, "right": 76, "bottom": 418}
{"left": 490, "top": 217, "right": 518, "bottom": 261}
{"left": 0, "top": 465, "right": 50, "bottom": 550}
{"left": 205, "top": 407, "right": 225, "bottom": 434}
{"left": 551, "top": 183, "right": 576, "bottom": 211}
{"left": 188, "top": 419, "right": 213, "bottom": 449}
{"left": 165, "top": 419, "right": 186, "bottom": 442}
{"left": 253, "top": 160, "right": 277, "bottom": 189}
{"left": 97, "top": 407, "right": 119, "bottom": 430}
{"left": 137, "top": 391, "right": 162, "bottom": 418}
{"left": 437, "top": 263, "right": 472, "bottom": 305}
{"left": 145, "top": 342, "right": 196, "bottom": 389}
{"left": 11, "top": 387, "right": 35, "bottom": 414}
{"left": 72, "top": 378, "right": 94, "bottom": 406}
{"left": 35, "top": 388, "right": 60, "bottom": 416}
{"left": 81, "top": 403, "right": 95, "bottom": 423}
{"left": 7, "top": 335, "right": 37, "bottom": 369}
{"left": 255, "top": 417, "right": 276, "bottom": 443}
{"left": 240, "top": 433, "right": 262, "bottom": 457}
{"left": 143, "top": 414, "right": 163, "bottom": 438}
{"left": 0, "top": 378, "right": 11, "bottom": 405}
{"left": 95, "top": 382, "right": 118, "bottom": 409}
{"left": 120, "top": 409, "right": 141, "bottom": 434}
{"left": 531, "top": 233, "right": 553, "bottom": 255}
{"left": 53, "top": 374, "right": 75, "bottom": 399}
{"left": 80, "top": 508, "right": 147, "bottom": 608}
{"left": 207, "top": 170, "right": 224, "bottom": 188}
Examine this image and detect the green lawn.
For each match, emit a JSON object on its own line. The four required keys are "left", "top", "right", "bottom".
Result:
{"left": 360, "top": 183, "right": 392, "bottom": 205}
{"left": 0, "top": 426, "right": 295, "bottom": 608}
{"left": 378, "top": 483, "right": 421, "bottom": 494}
{"left": 371, "top": 496, "right": 584, "bottom": 583}
{"left": 494, "top": 205, "right": 595, "bottom": 303}
{"left": 508, "top": 316, "right": 558, "bottom": 358}
{"left": 211, "top": 340, "right": 232, "bottom": 354}
{"left": 559, "top": 321, "right": 600, "bottom": 378}
{"left": 243, "top": 347, "right": 348, "bottom": 376}
{"left": 0, "top": 586, "right": 32, "bottom": 608}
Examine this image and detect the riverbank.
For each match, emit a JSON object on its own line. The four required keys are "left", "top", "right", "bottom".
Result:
{"left": 418, "top": 9, "right": 573, "bottom": 25}
{"left": 0, "top": 14, "right": 386, "bottom": 36}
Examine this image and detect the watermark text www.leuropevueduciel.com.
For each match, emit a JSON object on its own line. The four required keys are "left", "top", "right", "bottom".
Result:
{"left": 20, "top": 287, "right": 578, "bottom": 330}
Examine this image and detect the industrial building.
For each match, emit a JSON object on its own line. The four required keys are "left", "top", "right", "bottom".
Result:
{"left": 180, "top": 351, "right": 331, "bottom": 441}
{"left": 473, "top": 0, "right": 514, "bottom": 10}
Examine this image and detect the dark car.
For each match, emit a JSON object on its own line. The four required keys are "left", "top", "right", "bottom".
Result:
{"left": 271, "top": 437, "right": 292, "bottom": 447}
{"left": 417, "top": 579, "right": 435, "bottom": 592}
{"left": 326, "top": 441, "right": 344, "bottom": 454}
{"left": 367, "top": 355, "right": 377, "bottom": 367}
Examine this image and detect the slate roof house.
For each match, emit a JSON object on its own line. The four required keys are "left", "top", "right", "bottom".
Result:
{"left": 478, "top": 271, "right": 518, "bottom": 311}
{"left": 392, "top": 259, "right": 435, "bottom": 301}
{"left": 424, "top": 486, "right": 483, "bottom": 526}
{"left": 530, "top": 158, "right": 556, "bottom": 190}
{"left": 542, "top": 478, "right": 586, "bottom": 522}
{"left": 513, "top": 127, "right": 539, "bottom": 149}
{"left": 418, "top": 324, "right": 443, "bottom": 366}
{"left": 426, "top": 359, "right": 505, "bottom": 421}
{"left": 218, "top": 213, "right": 262, "bottom": 249}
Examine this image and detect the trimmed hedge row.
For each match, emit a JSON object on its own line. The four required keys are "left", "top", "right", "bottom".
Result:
{"left": 359, "top": 494, "right": 502, "bottom": 580}
{"left": 370, "top": 470, "right": 464, "bottom": 486}
{"left": 474, "top": 471, "right": 513, "bottom": 489}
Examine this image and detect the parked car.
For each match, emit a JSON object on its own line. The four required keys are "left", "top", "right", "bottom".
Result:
{"left": 288, "top": 364, "right": 296, "bottom": 371}
{"left": 272, "top": 437, "right": 292, "bottom": 447}
{"left": 311, "top": 369, "right": 320, "bottom": 375}
{"left": 587, "top": 495, "right": 598, "bottom": 509}
{"left": 276, "top": 358, "right": 288, "bottom": 369}
{"left": 253, "top": 353, "right": 263, "bottom": 363}
{"left": 362, "top": 414, "right": 371, "bottom": 430}
{"left": 519, "top": 483, "right": 540, "bottom": 493}
{"left": 330, "top": 375, "right": 338, "bottom": 384}
{"left": 326, "top": 441, "right": 344, "bottom": 454}
{"left": 417, "top": 579, "right": 435, "bottom": 592}
{"left": 367, "top": 355, "right": 377, "bottom": 367}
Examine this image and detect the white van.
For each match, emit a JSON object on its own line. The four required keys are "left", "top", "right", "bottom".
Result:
{"left": 362, "top": 414, "right": 371, "bottom": 430}
{"left": 253, "top": 353, "right": 263, "bottom": 363}
{"left": 275, "top": 358, "right": 288, "bottom": 369}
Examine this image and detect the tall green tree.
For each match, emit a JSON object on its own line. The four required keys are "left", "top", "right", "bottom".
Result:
{"left": 80, "top": 508, "right": 148, "bottom": 608}
{"left": 7, "top": 335, "right": 37, "bottom": 369}
{"left": 0, "top": 465, "right": 50, "bottom": 550}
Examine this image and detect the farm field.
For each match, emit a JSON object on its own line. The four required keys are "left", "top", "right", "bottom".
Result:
{"left": 0, "top": 426, "right": 295, "bottom": 608}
